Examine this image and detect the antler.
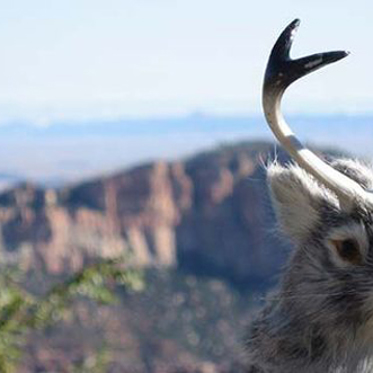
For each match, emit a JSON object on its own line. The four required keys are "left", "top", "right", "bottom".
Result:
{"left": 262, "top": 19, "right": 373, "bottom": 209}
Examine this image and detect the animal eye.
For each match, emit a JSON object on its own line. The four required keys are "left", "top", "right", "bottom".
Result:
{"left": 332, "top": 239, "right": 362, "bottom": 265}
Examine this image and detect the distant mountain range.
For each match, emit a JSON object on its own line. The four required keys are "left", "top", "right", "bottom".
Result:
{"left": 1, "top": 112, "right": 373, "bottom": 137}
{"left": 0, "top": 140, "right": 287, "bottom": 285}
{"left": 0, "top": 113, "right": 371, "bottom": 187}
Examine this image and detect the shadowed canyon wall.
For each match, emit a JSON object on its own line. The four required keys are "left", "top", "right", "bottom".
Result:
{"left": 0, "top": 142, "right": 289, "bottom": 286}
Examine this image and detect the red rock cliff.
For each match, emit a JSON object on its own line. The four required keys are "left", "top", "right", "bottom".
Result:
{"left": 0, "top": 142, "right": 287, "bottom": 283}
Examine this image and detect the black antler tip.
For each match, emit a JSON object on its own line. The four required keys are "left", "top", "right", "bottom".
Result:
{"left": 289, "top": 18, "right": 301, "bottom": 29}
{"left": 284, "top": 19, "right": 301, "bottom": 39}
{"left": 264, "top": 19, "right": 349, "bottom": 91}
{"left": 321, "top": 50, "right": 350, "bottom": 65}
{"left": 269, "top": 18, "right": 301, "bottom": 63}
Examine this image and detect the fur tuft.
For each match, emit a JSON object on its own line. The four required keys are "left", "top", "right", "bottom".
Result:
{"left": 331, "top": 158, "right": 373, "bottom": 190}
{"left": 267, "top": 162, "right": 338, "bottom": 244}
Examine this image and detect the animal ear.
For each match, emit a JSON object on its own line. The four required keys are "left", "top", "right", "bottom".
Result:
{"left": 267, "top": 163, "right": 338, "bottom": 244}
{"left": 330, "top": 158, "right": 373, "bottom": 190}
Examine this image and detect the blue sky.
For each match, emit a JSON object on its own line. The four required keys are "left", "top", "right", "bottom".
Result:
{"left": 0, "top": 1, "right": 372, "bottom": 124}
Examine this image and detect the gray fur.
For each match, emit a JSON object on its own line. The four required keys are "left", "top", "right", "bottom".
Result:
{"left": 246, "top": 159, "right": 373, "bottom": 373}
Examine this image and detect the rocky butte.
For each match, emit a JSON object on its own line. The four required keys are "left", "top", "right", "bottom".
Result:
{"left": 0, "top": 141, "right": 296, "bottom": 285}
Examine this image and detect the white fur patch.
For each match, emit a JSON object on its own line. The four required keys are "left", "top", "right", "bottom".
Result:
{"left": 267, "top": 163, "right": 338, "bottom": 243}
{"left": 331, "top": 158, "right": 373, "bottom": 190}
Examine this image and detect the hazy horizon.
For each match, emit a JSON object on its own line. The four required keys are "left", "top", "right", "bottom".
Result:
{"left": 0, "top": 113, "right": 372, "bottom": 187}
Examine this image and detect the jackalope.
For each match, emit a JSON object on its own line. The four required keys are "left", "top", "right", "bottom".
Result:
{"left": 246, "top": 19, "right": 373, "bottom": 373}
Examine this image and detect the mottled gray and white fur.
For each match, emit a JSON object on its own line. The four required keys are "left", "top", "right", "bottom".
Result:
{"left": 245, "top": 159, "right": 373, "bottom": 372}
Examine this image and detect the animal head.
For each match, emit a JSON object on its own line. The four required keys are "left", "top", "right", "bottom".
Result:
{"left": 263, "top": 20, "right": 373, "bottom": 338}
